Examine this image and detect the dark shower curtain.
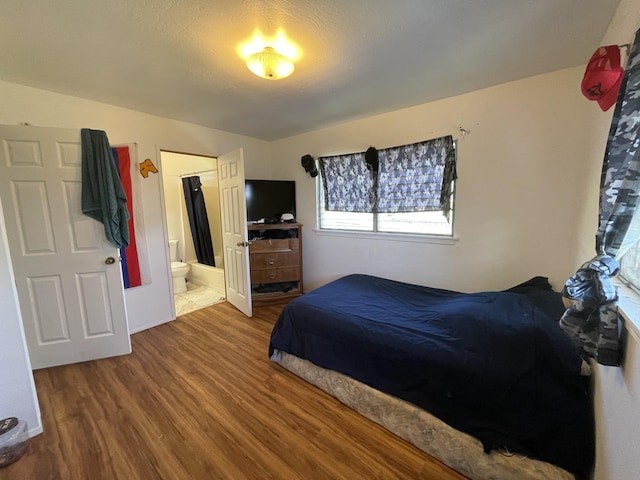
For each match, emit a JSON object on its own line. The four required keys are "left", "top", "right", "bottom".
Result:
{"left": 182, "top": 176, "right": 215, "bottom": 267}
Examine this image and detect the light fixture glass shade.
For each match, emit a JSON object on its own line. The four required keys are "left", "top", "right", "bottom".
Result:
{"left": 246, "top": 47, "right": 295, "bottom": 80}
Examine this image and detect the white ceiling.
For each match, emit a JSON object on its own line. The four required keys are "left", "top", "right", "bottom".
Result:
{"left": 0, "top": 0, "right": 621, "bottom": 140}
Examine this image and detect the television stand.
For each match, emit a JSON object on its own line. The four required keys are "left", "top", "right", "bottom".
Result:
{"left": 247, "top": 223, "right": 303, "bottom": 305}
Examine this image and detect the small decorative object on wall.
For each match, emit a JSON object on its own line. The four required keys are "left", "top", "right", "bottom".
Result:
{"left": 139, "top": 158, "right": 158, "bottom": 178}
{"left": 301, "top": 154, "right": 318, "bottom": 177}
{"left": 581, "top": 45, "right": 625, "bottom": 111}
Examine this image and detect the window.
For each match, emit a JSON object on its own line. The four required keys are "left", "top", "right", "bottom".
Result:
{"left": 614, "top": 200, "right": 640, "bottom": 291}
{"left": 318, "top": 136, "right": 456, "bottom": 236}
{"left": 616, "top": 233, "right": 640, "bottom": 337}
{"left": 619, "top": 240, "right": 640, "bottom": 292}
{"left": 611, "top": 197, "right": 640, "bottom": 333}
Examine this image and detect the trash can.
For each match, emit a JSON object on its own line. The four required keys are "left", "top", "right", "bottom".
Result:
{"left": 0, "top": 417, "right": 29, "bottom": 468}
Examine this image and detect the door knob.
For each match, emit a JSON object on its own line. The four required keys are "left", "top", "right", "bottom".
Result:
{"left": 236, "top": 241, "right": 252, "bottom": 247}
{"left": 105, "top": 256, "right": 116, "bottom": 264}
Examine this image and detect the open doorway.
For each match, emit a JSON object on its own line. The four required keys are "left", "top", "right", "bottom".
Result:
{"left": 160, "top": 151, "right": 226, "bottom": 316}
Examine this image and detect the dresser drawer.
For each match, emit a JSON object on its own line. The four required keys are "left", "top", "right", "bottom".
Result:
{"left": 250, "top": 251, "right": 299, "bottom": 270}
{"left": 251, "top": 267, "right": 300, "bottom": 284}
{"left": 249, "top": 238, "right": 299, "bottom": 254}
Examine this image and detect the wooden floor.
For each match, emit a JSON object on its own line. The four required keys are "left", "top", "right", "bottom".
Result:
{"left": 1, "top": 302, "right": 467, "bottom": 480}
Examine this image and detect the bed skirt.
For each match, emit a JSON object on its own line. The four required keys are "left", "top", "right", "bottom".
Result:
{"left": 271, "top": 350, "right": 574, "bottom": 480}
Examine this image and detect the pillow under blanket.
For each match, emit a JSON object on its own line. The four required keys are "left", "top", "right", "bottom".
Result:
{"left": 504, "top": 276, "right": 566, "bottom": 322}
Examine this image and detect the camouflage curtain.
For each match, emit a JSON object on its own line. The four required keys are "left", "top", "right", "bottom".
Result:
{"left": 597, "top": 32, "right": 640, "bottom": 258}
{"left": 560, "top": 29, "right": 640, "bottom": 367}
{"left": 377, "top": 136, "right": 456, "bottom": 216}
{"left": 318, "top": 152, "right": 374, "bottom": 212}
{"left": 318, "top": 135, "right": 456, "bottom": 215}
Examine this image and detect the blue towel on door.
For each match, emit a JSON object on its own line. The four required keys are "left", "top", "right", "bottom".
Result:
{"left": 80, "top": 128, "right": 130, "bottom": 248}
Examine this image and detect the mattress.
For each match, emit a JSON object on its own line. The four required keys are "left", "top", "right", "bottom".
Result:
{"left": 272, "top": 350, "right": 575, "bottom": 480}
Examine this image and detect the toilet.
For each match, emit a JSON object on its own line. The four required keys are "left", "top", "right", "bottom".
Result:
{"left": 169, "top": 240, "right": 190, "bottom": 294}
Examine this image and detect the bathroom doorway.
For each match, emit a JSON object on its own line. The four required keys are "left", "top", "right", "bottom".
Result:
{"left": 160, "top": 150, "right": 226, "bottom": 316}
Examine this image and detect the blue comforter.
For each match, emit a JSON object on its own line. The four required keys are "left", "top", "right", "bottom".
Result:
{"left": 269, "top": 274, "right": 593, "bottom": 478}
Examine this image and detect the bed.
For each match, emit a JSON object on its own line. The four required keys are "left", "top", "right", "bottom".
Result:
{"left": 269, "top": 274, "right": 594, "bottom": 480}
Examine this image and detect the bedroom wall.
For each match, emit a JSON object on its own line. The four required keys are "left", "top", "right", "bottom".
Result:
{"left": 0, "top": 196, "right": 41, "bottom": 436}
{"left": 0, "top": 79, "right": 273, "bottom": 334}
{"left": 270, "top": 65, "right": 607, "bottom": 294}
{"left": 593, "top": 324, "right": 640, "bottom": 480}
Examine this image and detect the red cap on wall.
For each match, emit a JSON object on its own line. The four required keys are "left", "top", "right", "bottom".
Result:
{"left": 581, "top": 45, "right": 624, "bottom": 112}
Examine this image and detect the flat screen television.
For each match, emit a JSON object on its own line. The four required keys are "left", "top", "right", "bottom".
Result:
{"left": 245, "top": 179, "right": 296, "bottom": 223}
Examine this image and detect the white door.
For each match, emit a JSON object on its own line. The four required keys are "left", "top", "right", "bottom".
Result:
{"left": 217, "top": 149, "right": 252, "bottom": 317}
{"left": 0, "top": 125, "right": 131, "bottom": 369}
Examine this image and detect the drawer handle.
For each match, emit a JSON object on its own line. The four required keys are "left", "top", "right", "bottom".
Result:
{"left": 269, "top": 259, "right": 275, "bottom": 265}
{"left": 269, "top": 272, "right": 276, "bottom": 279}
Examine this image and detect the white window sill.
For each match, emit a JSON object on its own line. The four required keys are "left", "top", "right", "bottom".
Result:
{"left": 312, "top": 228, "right": 459, "bottom": 245}
{"left": 614, "top": 280, "right": 640, "bottom": 343}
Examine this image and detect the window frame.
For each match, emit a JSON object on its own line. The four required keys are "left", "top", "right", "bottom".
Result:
{"left": 613, "top": 280, "right": 640, "bottom": 344}
{"left": 619, "top": 242, "right": 640, "bottom": 291}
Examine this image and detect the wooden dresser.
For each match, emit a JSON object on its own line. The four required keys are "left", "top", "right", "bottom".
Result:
{"left": 248, "top": 223, "right": 303, "bottom": 305}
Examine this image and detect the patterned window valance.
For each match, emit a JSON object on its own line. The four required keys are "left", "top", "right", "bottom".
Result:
{"left": 318, "top": 135, "right": 456, "bottom": 216}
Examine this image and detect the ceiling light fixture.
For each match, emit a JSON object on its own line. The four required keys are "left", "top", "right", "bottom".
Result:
{"left": 246, "top": 46, "right": 295, "bottom": 80}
